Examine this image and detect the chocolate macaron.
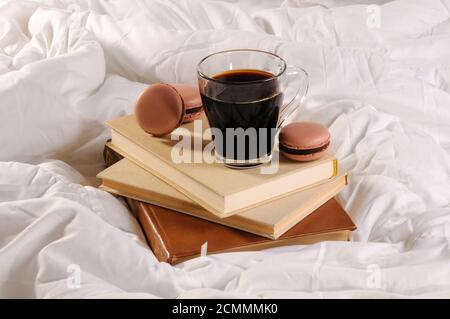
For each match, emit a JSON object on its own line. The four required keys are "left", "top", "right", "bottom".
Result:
{"left": 134, "top": 83, "right": 203, "bottom": 137}
{"left": 279, "top": 122, "right": 330, "bottom": 162}
{"left": 171, "top": 84, "right": 204, "bottom": 123}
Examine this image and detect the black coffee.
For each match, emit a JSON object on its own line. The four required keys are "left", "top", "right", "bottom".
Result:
{"left": 201, "top": 69, "right": 283, "bottom": 162}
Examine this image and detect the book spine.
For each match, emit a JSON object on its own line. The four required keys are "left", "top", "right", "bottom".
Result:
{"left": 103, "top": 142, "right": 172, "bottom": 263}
{"left": 103, "top": 140, "right": 124, "bottom": 168}
{"left": 103, "top": 142, "right": 133, "bottom": 212}
{"left": 137, "top": 203, "right": 172, "bottom": 264}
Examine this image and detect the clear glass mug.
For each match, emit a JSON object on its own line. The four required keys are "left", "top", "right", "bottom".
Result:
{"left": 197, "top": 49, "right": 309, "bottom": 168}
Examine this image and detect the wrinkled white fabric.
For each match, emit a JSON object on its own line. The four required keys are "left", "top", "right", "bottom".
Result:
{"left": 0, "top": 0, "right": 449, "bottom": 298}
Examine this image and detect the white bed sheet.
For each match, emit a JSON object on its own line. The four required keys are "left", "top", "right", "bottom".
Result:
{"left": 1, "top": 0, "right": 450, "bottom": 298}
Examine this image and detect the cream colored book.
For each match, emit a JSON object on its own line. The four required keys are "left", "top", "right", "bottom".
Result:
{"left": 106, "top": 115, "right": 338, "bottom": 218}
{"left": 97, "top": 158, "right": 347, "bottom": 239}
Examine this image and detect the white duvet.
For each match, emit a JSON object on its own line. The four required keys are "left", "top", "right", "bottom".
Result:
{"left": 1, "top": 0, "right": 450, "bottom": 298}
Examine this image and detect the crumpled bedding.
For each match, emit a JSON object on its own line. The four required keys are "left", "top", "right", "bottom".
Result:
{"left": 1, "top": 0, "right": 449, "bottom": 298}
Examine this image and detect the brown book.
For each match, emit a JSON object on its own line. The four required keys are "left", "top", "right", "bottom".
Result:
{"left": 136, "top": 198, "right": 356, "bottom": 265}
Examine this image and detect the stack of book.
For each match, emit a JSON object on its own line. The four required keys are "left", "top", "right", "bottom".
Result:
{"left": 97, "top": 114, "right": 356, "bottom": 265}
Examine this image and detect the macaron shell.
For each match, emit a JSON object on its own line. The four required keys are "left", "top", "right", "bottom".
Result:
{"left": 170, "top": 84, "right": 201, "bottom": 106}
{"left": 279, "top": 122, "right": 330, "bottom": 150}
{"left": 279, "top": 122, "right": 330, "bottom": 162}
{"left": 134, "top": 83, "right": 185, "bottom": 137}
{"left": 170, "top": 83, "right": 203, "bottom": 123}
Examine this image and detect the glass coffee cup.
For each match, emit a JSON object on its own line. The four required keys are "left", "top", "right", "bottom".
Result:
{"left": 197, "top": 49, "right": 308, "bottom": 168}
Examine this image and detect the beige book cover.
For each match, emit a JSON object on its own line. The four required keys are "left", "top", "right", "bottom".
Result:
{"left": 106, "top": 115, "right": 338, "bottom": 218}
{"left": 98, "top": 157, "right": 347, "bottom": 239}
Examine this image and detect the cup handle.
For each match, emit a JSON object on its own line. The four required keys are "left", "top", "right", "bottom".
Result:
{"left": 278, "top": 66, "right": 309, "bottom": 129}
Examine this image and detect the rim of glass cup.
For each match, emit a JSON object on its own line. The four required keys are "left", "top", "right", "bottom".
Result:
{"left": 196, "top": 49, "right": 287, "bottom": 85}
